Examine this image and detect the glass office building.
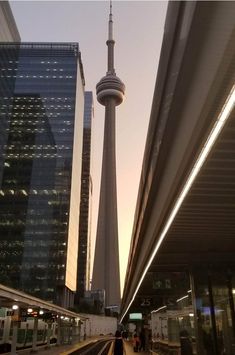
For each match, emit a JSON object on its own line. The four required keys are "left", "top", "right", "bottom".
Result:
{"left": 0, "top": 43, "right": 85, "bottom": 308}
{"left": 76, "top": 91, "right": 93, "bottom": 299}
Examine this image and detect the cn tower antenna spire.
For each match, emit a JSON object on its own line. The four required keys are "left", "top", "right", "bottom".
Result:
{"left": 109, "top": 0, "right": 113, "bottom": 40}
{"left": 107, "top": 0, "right": 115, "bottom": 74}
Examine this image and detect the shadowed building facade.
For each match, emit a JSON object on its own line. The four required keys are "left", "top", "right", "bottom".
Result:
{"left": 76, "top": 91, "right": 93, "bottom": 300}
{"left": 92, "top": 4, "right": 125, "bottom": 308}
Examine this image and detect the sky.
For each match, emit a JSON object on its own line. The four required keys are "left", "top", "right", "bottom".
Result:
{"left": 10, "top": 0, "right": 168, "bottom": 295}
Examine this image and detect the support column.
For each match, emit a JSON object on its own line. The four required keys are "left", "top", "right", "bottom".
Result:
{"left": 190, "top": 271, "right": 205, "bottom": 355}
{"left": 31, "top": 317, "right": 38, "bottom": 353}
{"left": 78, "top": 320, "right": 81, "bottom": 342}
{"left": 56, "top": 318, "right": 61, "bottom": 346}
{"left": 46, "top": 322, "right": 52, "bottom": 349}
{"left": 84, "top": 320, "right": 87, "bottom": 341}
{"left": 11, "top": 321, "right": 18, "bottom": 355}
{"left": 207, "top": 271, "right": 219, "bottom": 355}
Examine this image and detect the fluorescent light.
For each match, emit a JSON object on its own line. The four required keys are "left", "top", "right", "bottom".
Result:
{"left": 151, "top": 305, "right": 167, "bottom": 314}
{"left": 120, "top": 84, "right": 235, "bottom": 323}
{"left": 177, "top": 295, "right": 189, "bottom": 303}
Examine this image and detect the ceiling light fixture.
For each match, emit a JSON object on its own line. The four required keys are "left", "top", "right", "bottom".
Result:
{"left": 151, "top": 305, "right": 167, "bottom": 314}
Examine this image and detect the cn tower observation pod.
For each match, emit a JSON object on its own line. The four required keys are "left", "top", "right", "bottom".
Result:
{"left": 96, "top": 74, "right": 125, "bottom": 106}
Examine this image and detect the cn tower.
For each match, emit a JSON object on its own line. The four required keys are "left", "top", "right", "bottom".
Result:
{"left": 92, "top": 1, "right": 125, "bottom": 308}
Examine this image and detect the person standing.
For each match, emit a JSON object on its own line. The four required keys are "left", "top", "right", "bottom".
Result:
{"left": 113, "top": 330, "right": 126, "bottom": 355}
{"left": 139, "top": 329, "right": 146, "bottom": 351}
{"left": 132, "top": 333, "right": 140, "bottom": 352}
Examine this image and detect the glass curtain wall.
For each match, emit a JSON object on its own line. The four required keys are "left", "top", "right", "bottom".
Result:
{"left": 150, "top": 271, "right": 195, "bottom": 354}
{"left": 149, "top": 269, "right": 235, "bottom": 355}
{"left": 0, "top": 43, "right": 80, "bottom": 305}
{"left": 192, "top": 268, "right": 235, "bottom": 355}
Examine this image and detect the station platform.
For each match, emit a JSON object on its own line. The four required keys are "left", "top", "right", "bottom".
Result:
{"left": 124, "top": 341, "right": 150, "bottom": 355}
{"left": 10, "top": 338, "right": 150, "bottom": 355}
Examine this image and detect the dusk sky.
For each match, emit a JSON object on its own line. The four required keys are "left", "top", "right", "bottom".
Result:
{"left": 10, "top": 0, "right": 168, "bottom": 294}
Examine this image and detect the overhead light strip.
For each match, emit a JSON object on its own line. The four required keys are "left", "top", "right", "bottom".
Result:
{"left": 151, "top": 305, "right": 167, "bottom": 314}
{"left": 120, "top": 84, "right": 235, "bottom": 323}
{"left": 176, "top": 294, "right": 189, "bottom": 303}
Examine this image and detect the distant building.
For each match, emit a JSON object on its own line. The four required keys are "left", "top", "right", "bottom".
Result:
{"left": 84, "top": 289, "right": 105, "bottom": 314}
{"left": 76, "top": 91, "right": 93, "bottom": 300}
{"left": 0, "top": 2, "right": 20, "bottom": 42}
{"left": 0, "top": 42, "right": 85, "bottom": 309}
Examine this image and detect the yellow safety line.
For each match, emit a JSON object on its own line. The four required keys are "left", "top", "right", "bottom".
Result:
{"left": 60, "top": 339, "right": 97, "bottom": 354}
{"left": 107, "top": 340, "right": 114, "bottom": 355}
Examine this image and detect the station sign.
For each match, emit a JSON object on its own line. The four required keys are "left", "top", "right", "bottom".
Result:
{"left": 152, "top": 279, "right": 171, "bottom": 290}
{"left": 140, "top": 298, "right": 151, "bottom": 307}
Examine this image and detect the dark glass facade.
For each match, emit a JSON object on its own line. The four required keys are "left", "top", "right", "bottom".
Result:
{"left": 192, "top": 268, "right": 235, "bottom": 355}
{"left": 76, "top": 91, "right": 93, "bottom": 299}
{"left": 149, "top": 268, "right": 235, "bottom": 355}
{"left": 0, "top": 43, "right": 85, "bottom": 307}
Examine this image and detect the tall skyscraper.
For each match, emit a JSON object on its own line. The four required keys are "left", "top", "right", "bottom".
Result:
{"left": 0, "top": 43, "right": 85, "bottom": 309}
{"left": 92, "top": 3, "right": 125, "bottom": 308}
{"left": 0, "top": 1, "right": 20, "bottom": 42}
{"left": 76, "top": 91, "right": 93, "bottom": 299}
{"left": 0, "top": 1, "right": 20, "bottom": 138}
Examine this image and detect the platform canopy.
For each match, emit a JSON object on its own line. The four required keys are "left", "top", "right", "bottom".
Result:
{"left": 121, "top": 1, "right": 235, "bottom": 320}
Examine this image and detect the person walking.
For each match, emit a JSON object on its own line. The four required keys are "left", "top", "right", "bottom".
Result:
{"left": 113, "top": 330, "right": 126, "bottom": 355}
{"left": 132, "top": 332, "right": 140, "bottom": 352}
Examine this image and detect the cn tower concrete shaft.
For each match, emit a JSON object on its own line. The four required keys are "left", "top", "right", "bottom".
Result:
{"left": 92, "top": 2, "right": 125, "bottom": 308}
{"left": 92, "top": 99, "right": 120, "bottom": 306}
